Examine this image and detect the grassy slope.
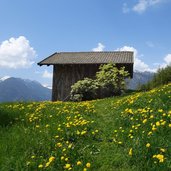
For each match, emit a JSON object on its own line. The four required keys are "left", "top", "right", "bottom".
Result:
{"left": 0, "top": 83, "right": 170, "bottom": 171}
{"left": 90, "top": 98, "right": 135, "bottom": 171}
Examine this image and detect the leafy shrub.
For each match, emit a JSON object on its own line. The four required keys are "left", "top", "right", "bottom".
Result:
{"left": 70, "top": 78, "right": 99, "bottom": 101}
{"left": 96, "top": 63, "right": 129, "bottom": 97}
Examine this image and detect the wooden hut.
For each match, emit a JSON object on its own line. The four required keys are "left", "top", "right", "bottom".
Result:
{"left": 38, "top": 51, "right": 134, "bottom": 101}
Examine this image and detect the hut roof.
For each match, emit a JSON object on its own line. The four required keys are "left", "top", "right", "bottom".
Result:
{"left": 38, "top": 51, "right": 134, "bottom": 66}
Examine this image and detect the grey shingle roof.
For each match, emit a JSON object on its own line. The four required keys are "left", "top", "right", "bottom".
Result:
{"left": 38, "top": 51, "right": 134, "bottom": 65}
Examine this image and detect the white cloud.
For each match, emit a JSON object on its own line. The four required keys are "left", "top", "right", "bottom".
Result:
{"left": 133, "top": 0, "right": 162, "bottom": 13}
{"left": 158, "top": 53, "right": 171, "bottom": 68}
{"left": 122, "top": 3, "right": 130, "bottom": 13}
{"left": 0, "top": 36, "right": 36, "bottom": 69}
{"left": 164, "top": 54, "right": 171, "bottom": 64}
{"left": 92, "top": 43, "right": 105, "bottom": 52}
{"left": 133, "top": 0, "right": 148, "bottom": 13}
{"left": 116, "top": 46, "right": 156, "bottom": 72}
{"left": 42, "top": 70, "right": 53, "bottom": 79}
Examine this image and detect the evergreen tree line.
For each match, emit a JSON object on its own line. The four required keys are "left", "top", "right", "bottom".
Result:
{"left": 140, "top": 65, "right": 171, "bottom": 90}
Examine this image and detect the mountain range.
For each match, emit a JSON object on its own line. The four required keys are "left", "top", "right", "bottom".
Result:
{"left": 0, "top": 71, "right": 154, "bottom": 102}
{"left": 127, "top": 71, "right": 154, "bottom": 90}
{"left": 0, "top": 77, "right": 51, "bottom": 102}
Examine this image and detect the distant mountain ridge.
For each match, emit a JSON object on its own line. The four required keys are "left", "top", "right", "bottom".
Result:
{"left": 127, "top": 71, "right": 154, "bottom": 90}
{"left": 0, "top": 77, "right": 51, "bottom": 102}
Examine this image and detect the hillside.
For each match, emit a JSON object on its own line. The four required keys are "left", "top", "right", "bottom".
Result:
{"left": 0, "top": 77, "right": 51, "bottom": 102}
{"left": 0, "top": 83, "right": 170, "bottom": 170}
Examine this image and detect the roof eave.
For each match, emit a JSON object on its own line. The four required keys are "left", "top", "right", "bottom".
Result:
{"left": 37, "top": 52, "right": 57, "bottom": 66}
{"left": 38, "top": 62, "right": 134, "bottom": 66}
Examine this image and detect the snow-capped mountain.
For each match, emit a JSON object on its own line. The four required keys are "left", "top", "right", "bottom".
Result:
{"left": 0, "top": 76, "right": 11, "bottom": 82}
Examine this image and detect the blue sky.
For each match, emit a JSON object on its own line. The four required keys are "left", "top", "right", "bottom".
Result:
{"left": 0, "top": 0, "right": 171, "bottom": 88}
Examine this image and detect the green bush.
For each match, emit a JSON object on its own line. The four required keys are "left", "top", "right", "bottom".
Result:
{"left": 70, "top": 78, "right": 99, "bottom": 101}
{"left": 96, "top": 63, "right": 129, "bottom": 96}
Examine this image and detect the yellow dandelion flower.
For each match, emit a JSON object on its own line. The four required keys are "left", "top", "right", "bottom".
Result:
{"left": 56, "top": 142, "right": 62, "bottom": 147}
{"left": 63, "top": 148, "right": 66, "bottom": 152}
{"left": 45, "top": 162, "right": 50, "bottom": 167}
{"left": 129, "top": 148, "right": 132, "bottom": 156}
{"left": 146, "top": 143, "right": 150, "bottom": 148}
{"left": 45, "top": 124, "right": 49, "bottom": 128}
{"left": 26, "top": 161, "right": 31, "bottom": 166}
{"left": 64, "top": 163, "right": 71, "bottom": 169}
{"left": 153, "top": 155, "right": 156, "bottom": 158}
{"left": 161, "top": 121, "right": 166, "bottom": 125}
{"left": 156, "top": 154, "right": 164, "bottom": 163}
{"left": 150, "top": 115, "right": 154, "bottom": 119}
{"left": 77, "top": 161, "right": 82, "bottom": 165}
{"left": 160, "top": 148, "right": 166, "bottom": 152}
{"left": 153, "top": 154, "right": 165, "bottom": 163}
{"left": 76, "top": 130, "right": 80, "bottom": 135}
{"left": 158, "top": 109, "right": 163, "bottom": 113}
{"left": 86, "top": 162, "right": 91, "bottom": 168}
{"left": 68, "top": 144, "right": 72, "bottom": 148}
{"left": 61, "top": 156, "right": 64, "bottom": 160}
{"left": 152, "top": 127, "right": 157, "bottom": 131}
{"left": 148, "top": 131, "right": 152, "bottom": 136}
{"left": 143, "top": 119, "right": 147, "bottom": 124}
{"left": 49, "top": 156, "right": 55, "bottom": 162}
{"left": 156, "top": 121, "right": 160, "bottom": 126}
{"left": 95, "top": 129, "right": 99, "bottom": 133}
{"left": 81, "top": 130, "right": 87, "bottom": 135}
{"left": 31, "top": 155, "right": 35, "bottom": 159}
{"left": 38, "top": 164, "right": 43, "bottom": 168}
{"left": 128, "top": 109, "right": 133, "bottom": 114}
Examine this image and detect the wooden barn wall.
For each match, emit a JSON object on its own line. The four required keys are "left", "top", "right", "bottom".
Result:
{"left": 52, "top": 64, "right": 100, "bottom": 101}
{"left": 52, "top": 63, "right": 133, "bottom": 101}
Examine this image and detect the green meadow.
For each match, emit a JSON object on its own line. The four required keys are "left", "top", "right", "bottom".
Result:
{"left": 0, "top": 83, "right": 171, "bottom": 171}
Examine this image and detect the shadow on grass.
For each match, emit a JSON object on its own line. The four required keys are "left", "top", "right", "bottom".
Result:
{"left": 0, "top": 109, "right": 16, "bottom": 127}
